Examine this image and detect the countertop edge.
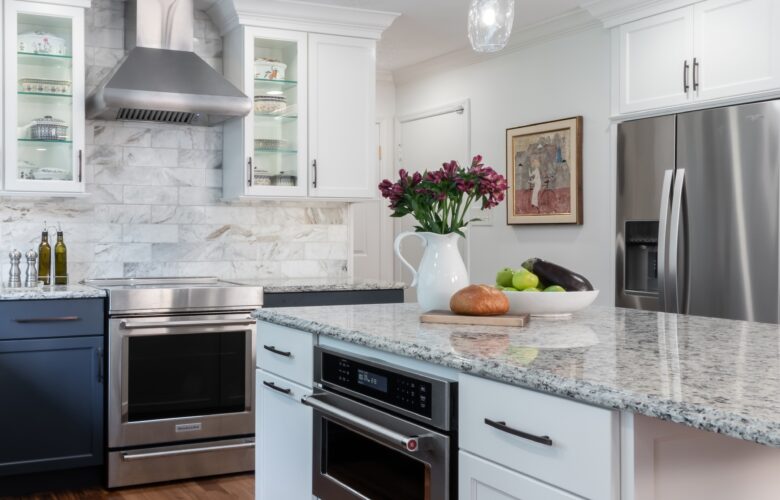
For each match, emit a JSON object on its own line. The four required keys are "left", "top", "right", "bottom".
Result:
{"left": 255, "top": 309, "right": 780, "bottom": 448}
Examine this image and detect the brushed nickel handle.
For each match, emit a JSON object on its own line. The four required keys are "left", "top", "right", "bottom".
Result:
{"left": 15, "top": 316, "right": 79, "bottom": 323}
{"left": 484, "top": 418, "right": 553, "bottom": 446}
{"left": 668, "top": 168, "right": 686, "bottom": 313}
{"left": 683, "top": 60, "right": 690, "bottom": 93}
{"left": 693, "top": 58, "right": 700, "bottom": 91}
{"left": 312, "top": 159, "right": 318, "bottom": 188}
{"left": 247, "top": 156, "right": 253, "bottom": 187}
{"left": 657, "top": 169, "right": 674, "bottom": 311}
{"left": 119, "top": 318, "right": 253, "bottom": 329}
{"left": 78, "top": 149, "right": 83, "bottom": 182}
{"left": 121, "top": 442, "right": 254, "bottom": 461}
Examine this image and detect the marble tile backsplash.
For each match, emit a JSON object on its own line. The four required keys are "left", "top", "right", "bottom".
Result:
{"left": 0, "top": 1, "right": 350, "bottom": 283}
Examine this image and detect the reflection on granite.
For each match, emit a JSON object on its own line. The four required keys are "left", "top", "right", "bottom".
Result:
{"left": 255, "top": 303, "right": 780, "bottom": 447}
{"left": 233, "top": 277, "right": 405, "bottom": 293}
{"left": 0, "top": 284, "right": 107, "bottom": 300}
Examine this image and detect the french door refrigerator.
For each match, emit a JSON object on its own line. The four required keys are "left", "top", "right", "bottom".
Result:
{"left": 616, "top": 100, "right": 780, "bottom": 323}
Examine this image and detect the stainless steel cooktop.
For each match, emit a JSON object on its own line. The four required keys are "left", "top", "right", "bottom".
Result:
{"left": 84, "top": 276, "right": 263, "bottom": 315}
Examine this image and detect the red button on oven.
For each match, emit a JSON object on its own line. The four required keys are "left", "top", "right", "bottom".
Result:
{"left": 407, "top": 439, "right": 418, "bottom": 451}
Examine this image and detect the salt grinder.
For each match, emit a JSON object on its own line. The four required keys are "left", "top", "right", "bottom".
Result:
{"left": 8, "top": 249, "right": 22, "bottom": 288}
{"left": 25, "top": 250, "right": 39, "bottom": 287}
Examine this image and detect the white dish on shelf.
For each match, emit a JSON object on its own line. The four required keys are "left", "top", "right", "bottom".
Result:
{"left": 503, "top": 290, "right": 599, "bottom": 318}
{"left": 18, "top": 31, "right": 67, "bottom": 55}
{"left": 254, "top": 58, "right": 287, "bottom": 80}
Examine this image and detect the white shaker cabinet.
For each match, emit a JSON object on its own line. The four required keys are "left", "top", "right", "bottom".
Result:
{"left": 3, "top": 0, "right": 88, "bottom": 194}
{"left": 618, "top": 7, "right": 694, "bottom": 114}
{"left": 308, "top": 34, "right": 376, "bottom": 199}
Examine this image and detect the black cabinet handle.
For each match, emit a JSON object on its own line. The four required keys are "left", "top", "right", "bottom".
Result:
{"left": 263, "top": 345, "right": 292, "bottom": 357}
{"left": 263, "top": 380, "right": 292, "bottom": 395}
{"left": 15, "top": 316, "right": 80, "bottom": 323}
{"left": 312, "top": 159, "right": 318, "bottom": 188}
{"left": 683, "top": 59, "right": 690, "bottom": 93}
{"left": 97, "top": 347, "right": 104, "bottom": 383}
{"left": 693, "top": 57, "right": 700, "bottom": 91}
{"left": 484, "top": 418, "right": 553, "bottom": 446}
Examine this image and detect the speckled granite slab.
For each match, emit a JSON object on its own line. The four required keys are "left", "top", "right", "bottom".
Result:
{"left": 0, "top": 284, "right": 106, "bottom": 300}
{"left": 233, "top": 278, "right": 405, "bottom": 293}
{"left": 255, "top": 303, "right": 780, "bottom": 447}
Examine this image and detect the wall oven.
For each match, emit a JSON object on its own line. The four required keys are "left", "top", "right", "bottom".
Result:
{"left": 85, "top": 277, "right": 262, "bottom": 488}
{"left": 304, "top": 346, "right": 457, "bottom": 500}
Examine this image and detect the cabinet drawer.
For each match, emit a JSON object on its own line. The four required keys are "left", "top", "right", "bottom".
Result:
{"left": 0, "top": 299, "right": 104, "bottom": 340}
{"left": 257, "top": 321, "right": 315, "bottom": 387}
{"left": 459, "top": 375, "right": 618, "bottom": 500}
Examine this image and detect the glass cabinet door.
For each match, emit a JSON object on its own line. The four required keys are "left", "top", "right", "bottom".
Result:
{"left": 245, "top": 28, "right": 307, "bottom": 197}
{"left": 3, "top": 1, "right": 85, "bottom": 193}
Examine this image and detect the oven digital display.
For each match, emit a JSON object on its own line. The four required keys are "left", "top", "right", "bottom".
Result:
{"left": 357, "top": 369, "right": 388, "bottom": 392}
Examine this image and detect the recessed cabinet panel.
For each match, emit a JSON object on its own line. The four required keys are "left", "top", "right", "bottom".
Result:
{"left": 3, "top": 1, "right": 85, "bottom": 193}
{"left": 693, "top": 0, "right": 780, "bottom": 101}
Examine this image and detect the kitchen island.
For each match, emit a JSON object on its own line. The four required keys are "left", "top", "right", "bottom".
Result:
{"left": 255, "top": 303, "right": 780, "bottom": 500}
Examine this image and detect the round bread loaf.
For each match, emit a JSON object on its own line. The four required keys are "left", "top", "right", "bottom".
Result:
{"left": 450, "top": 284, "right": 510, "bottom": 316}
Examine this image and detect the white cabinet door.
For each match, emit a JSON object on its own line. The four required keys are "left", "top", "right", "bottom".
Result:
{"left": 3, "top": 0, "right": 86, "bottom": 193}
{"left": 618, "top": 7, "right": 694, "bottom": 114}
{"left": 459, "top": 452, "right": 581, "bottom": 500}
{"left": 256, "top": 370, "right": 312, "bottom": 500}
{"left": 308, "top": 34, "right": 376, "bottom": 199}
{"left": 693, "top": 0, "right": 780, "bottom": 101}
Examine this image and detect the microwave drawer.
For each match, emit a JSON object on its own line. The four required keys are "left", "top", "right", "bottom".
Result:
{"left": 257, "top": 321, "right": 315, "bottom": 387}
{"left": 459, "top": 374, "right": 619, "bottom": 500}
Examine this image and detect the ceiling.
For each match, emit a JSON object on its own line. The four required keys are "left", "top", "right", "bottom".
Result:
{"left": 285, "top": 0, "right": 583, "bottom": 71}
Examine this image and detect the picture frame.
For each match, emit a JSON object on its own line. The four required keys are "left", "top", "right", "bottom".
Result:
{"left": 506, "top": 116, "right": 583, "bottom": 225}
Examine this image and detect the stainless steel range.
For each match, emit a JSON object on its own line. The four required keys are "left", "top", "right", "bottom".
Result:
{"left": 84, "top": 277, "right": 263, "bottom": 488}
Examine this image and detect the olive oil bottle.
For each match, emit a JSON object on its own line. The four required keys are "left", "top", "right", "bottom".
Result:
{"left": 37, "top": 224, "right": 51, "bottom": 286}
{"left": 54, "top": 227, "right": 68, "bottom": 285}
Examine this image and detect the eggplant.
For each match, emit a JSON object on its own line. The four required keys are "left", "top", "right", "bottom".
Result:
{"left": 521, "top": 258, "right": 594, "bottom": 292}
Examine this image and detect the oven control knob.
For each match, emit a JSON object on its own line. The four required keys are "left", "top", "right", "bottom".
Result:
{"left": 406, "top": 438, "right": 418, "bottom": 452}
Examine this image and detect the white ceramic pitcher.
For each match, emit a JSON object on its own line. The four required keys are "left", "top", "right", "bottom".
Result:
{"left": 394, "top": 231, "right": 469, "bottom": 312}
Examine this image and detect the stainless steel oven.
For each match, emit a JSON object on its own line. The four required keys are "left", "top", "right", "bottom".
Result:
{"left": 304, "top": 346, "right": 457, "bottom": 500}
{"left": 85, "top": 277, "right": 262, "bottom": 488}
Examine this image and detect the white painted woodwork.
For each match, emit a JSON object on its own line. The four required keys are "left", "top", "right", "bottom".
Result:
{"left": 459, "top": 451, "right": 581, "bottom": 500}
{"left": 257, "top": 320, "right": 315, "bottom": 387}
{"left": 3, "top": 0, "right": 86, "bottom": 193}
{"left": 255, "top": 370, "right": 312, "bottom": 500}
{"left": 693, "top": 0, "right": 780, "bottom": 101}
{"left": 459, "top": 374, "right": 619, "bottom": 500}
{"left": 618, "top": 7, "right": 694, "bottom": 114}
{"left": 308, "top": 34, "right": 377, "bottom": 199}
{"left": 351, "top": 122, "right": 386, "bottom": 280}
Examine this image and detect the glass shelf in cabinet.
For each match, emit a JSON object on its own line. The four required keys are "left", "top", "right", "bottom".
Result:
{"left": 254, "top": 148, "right": 298, "bottom": 154}
{"left": 254, "top": 78, "right": 297, "bottom": 92}
{"left": 17, "top": 52, "right": 73, "bottom": 67}
{"left": 18, "top": 91, "right": 73, "bottom": 99}
{"left": 254, "top": 112, "right": 298, "bottom": 120}
{"left": 18, "top": 138, "right": 73, "bottom": 144}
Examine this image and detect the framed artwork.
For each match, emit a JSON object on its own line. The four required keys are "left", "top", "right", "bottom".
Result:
{"left": 506, "top": 116, "right": 583, "bottom": 225}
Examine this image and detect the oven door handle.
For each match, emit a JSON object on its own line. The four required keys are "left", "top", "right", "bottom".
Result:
{"left": 302, "top": 393, "right": 429, "bottom": 453}
{"left": 119, "top": 318, "right": 254, "bottom": 330}
{"left": 121, "top": 442, "right": 255, "bottom": 461}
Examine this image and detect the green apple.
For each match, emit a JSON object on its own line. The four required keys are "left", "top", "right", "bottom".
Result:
{"left": 544, "top": 285, "right": 566, "bottom": 292}
{"left": 502, "top": 286, "right": 518, "bottom": 292}
{"left": 512, "top": 270, "right": 540, "bottom": 291}
{"left": 522, "top": 287, "right": 541, "bottom": 292}
{"left": 495, "top": 267, "right": 515, "bottom": 287}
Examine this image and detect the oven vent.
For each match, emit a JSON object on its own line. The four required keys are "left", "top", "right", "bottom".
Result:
{"left": 117, "top": 108, "right": 195, "bottom": 124}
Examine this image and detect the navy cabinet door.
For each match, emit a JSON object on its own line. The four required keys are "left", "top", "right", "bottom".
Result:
{"left": 0, "top": 336, "right": 104, "bottom": 476}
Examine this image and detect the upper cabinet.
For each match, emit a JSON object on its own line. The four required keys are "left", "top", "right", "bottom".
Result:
{"left": 616, "top": 0, "right": 780, "bottom": 115}
{"left": 217, "top": 0, "right": 396, "bottom": 200}
{"left": 3, "top": 0, "right": 88, "bottom": 194}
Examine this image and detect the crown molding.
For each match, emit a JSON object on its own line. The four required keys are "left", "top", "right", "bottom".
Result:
{"left": 393, "top": 8, "right": 600, "bottom": 86}
{"left": 579, "top": 0, "right": 699, "bottom": 27}
{"left": 376, "top": 69, "right": 395, "bottom": 83}
{"left": 208, "top": 0, "right": 399, "bottom": 38}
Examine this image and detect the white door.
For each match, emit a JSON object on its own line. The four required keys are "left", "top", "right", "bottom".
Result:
{"left": 693, "top": 0, "right": 780, "bottom": 101}
{"left": 459, "top": 452, "right": 580, "bottom": 500}
{"left": 618, "top": 7, "right": 694, "bottom": 114}
{"left": 352, "top": 121, "right": 393, "bottom": 281}
{"left": 309, "top": 34, "right": 376, "bottom": 199}
{"left": 255, "top": 370, "right": 312, "bottom": 500}
{"left": 396, "top": 103, "right": 470, "bottom": 302}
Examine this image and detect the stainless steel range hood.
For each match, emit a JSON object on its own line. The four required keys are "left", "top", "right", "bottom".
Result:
{"left": 86, "top": 0, "right": 251, "bottom": 126}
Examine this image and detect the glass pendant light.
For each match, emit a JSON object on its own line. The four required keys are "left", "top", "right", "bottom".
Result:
{"left": 467, "top": 0, "right": 515, "bottom": 53}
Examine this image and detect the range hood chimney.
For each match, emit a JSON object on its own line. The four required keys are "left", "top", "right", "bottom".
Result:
{"left": 86, "top": 0, "right": 252, "bottom": 126}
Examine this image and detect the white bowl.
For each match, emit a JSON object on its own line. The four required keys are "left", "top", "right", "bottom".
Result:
{"left": 503, "top": 290, "right": 599, "bottom": 318}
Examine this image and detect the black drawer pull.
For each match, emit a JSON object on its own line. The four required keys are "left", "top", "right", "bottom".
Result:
{"left": 263, "top": 345, "right": 292, "bottom": 357}
{"left": 484, "top": 418, "right": 553, "bottom": 446}
{"left": 15, "top": 316, "right": 80, "bottom": 324}
{"left": 263, "top": 380, "right": 292, "bottom": 395}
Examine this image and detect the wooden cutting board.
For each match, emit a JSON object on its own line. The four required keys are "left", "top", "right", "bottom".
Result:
{"left": 420, "top": 310, "right": 529, "bottom": 327}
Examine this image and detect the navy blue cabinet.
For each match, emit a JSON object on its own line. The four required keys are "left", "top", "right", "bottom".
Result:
{"left": 0, "top": 299, "right": 104, "bottom": 477}
{"left": 263, "top": 288, "right": 404, "bottom": 308}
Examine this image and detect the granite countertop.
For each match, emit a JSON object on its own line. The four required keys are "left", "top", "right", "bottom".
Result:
{"left": 233, "top": 277, "right": 405, "bottom": 293}
{"left": 255, "top": 303, "right": 780, "bottom": 447}
{"left": 0, "top": 284, "right": 107, "bottom": 301}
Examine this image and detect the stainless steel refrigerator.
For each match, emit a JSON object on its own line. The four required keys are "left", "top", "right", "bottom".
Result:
{"left": 616, "top": 100, "right": 780, "bottom": 323}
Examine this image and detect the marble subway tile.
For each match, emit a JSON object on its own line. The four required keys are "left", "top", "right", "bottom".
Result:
{"left": 123, "top": 224, "right": 179, "bottom": 243}
{"left": 162, "top": 168, "right": 206, "bottom": 187}
{"left": 305, "top": 242, "right": 349, "bottom": 260}
{"left": 152, "top": 242, "right": 224, "bottom": 262}
{"left": 205, "top": 169, "right": 223, "bottom": 188}
{"left": 150, "top": 206, "right": 206, "bottom": 224}
{"left": 124, "top": 185, "right": 178, "bottom": 205}
{"left": 203, "top": 206, "right": 257, "bottom": 224}
{"left": 86, "top": 183, "right": 124, "bottom": 203}
{"left": 328, "top": 225, "right": 350, "bottom": 242}
{"left": 94, "top": 243, "right": 152, "bottom": 262}
{"left": 93, "top": 205, "right": 151, "bottom": 224}
{"left": 123, "top": 262, "right": 179, "bottom": 277}
{"left": 256, "top": 242, "right": 306, "bottom": 261}
{"left": 178, "top": 149, "right": 222, "bottom": 169}
{"left": 124, "top": 147, "right": 178, "bottom": 167}
{"left": 179, "top": 187, "right": 222, "bottom": 205}
{"left": 179, "top": 224, "right": 255, "bottom": 243}
{"left": 280, "top": 260, "right": 330, "bottom": 278}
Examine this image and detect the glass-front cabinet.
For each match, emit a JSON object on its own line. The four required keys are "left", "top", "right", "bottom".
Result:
{"left": 223, "top": 27, "right": 308, "bottom": 198}
{"left": 3, "top": 0, "right": 85, "bottom": 193}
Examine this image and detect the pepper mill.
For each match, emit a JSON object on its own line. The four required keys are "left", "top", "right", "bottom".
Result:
{"left": 8, "top": 249, "right": 22, "bottom": 288}
{"left": 25, "top": 250, "right": 39, "bottom": 287}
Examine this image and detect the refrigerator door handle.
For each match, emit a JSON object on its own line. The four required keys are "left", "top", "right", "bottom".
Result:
{"left": 657, "top": 169, "right": 675, "bottom": 312}
{"left": 669, "top": 169, "right": 686, "bottom": 313}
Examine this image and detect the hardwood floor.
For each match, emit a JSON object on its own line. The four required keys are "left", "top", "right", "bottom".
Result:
{"left": 6, "top": 473, "right": 254, "bottom": 500}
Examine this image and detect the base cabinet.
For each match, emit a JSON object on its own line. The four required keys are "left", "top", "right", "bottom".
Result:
{"left": 459, "top": 452, "right": 581, "bottom": 500}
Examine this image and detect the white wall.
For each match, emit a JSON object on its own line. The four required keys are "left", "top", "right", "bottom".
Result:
{"left": 395, "top": 27, "right": 614, "bottom": 304}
